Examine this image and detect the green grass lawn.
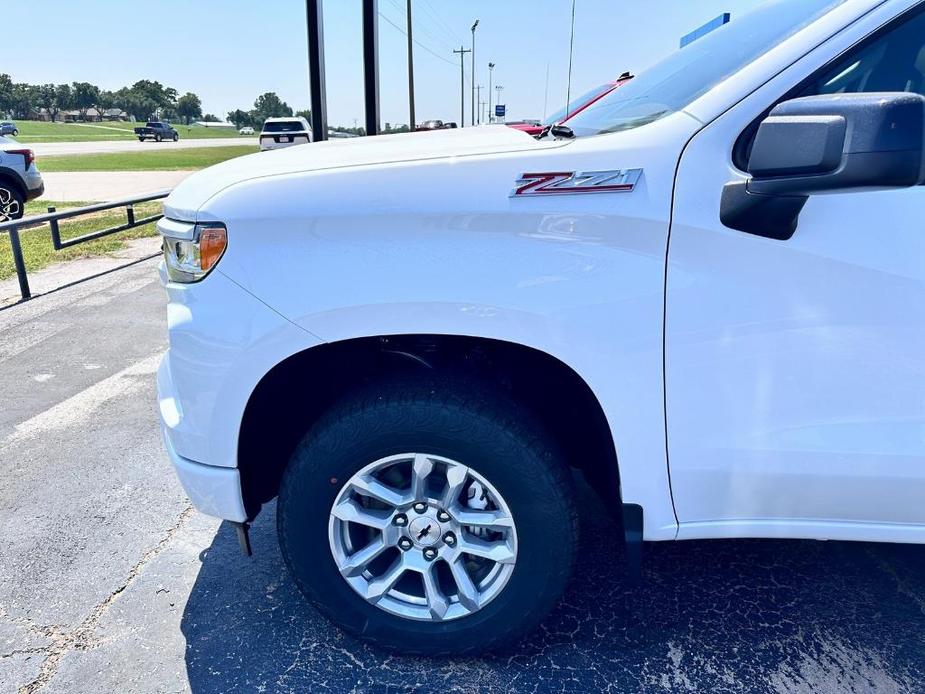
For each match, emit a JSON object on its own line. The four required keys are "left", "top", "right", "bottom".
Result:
{"left": 0, "top": 200, "right": 162, "bottom": 280}
{"left": 9, "top": 120, "right": 249, "bottom": 143}
{"left": 38, "top": 145, "right": 258, "bottom": 172}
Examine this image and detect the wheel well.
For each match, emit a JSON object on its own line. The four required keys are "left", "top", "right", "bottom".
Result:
{"left": 237, "top": 335, "right": 621, "bottom": 519}
{"left": 0, "top": 171, "right": 26, "bottom": 199}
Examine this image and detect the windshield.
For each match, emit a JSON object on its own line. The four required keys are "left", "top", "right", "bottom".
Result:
{"left": 566, "top": 0, "right": 846, "bottom": 137}
{"left": 545, "top": 82, "right": 616, "bottom": 125}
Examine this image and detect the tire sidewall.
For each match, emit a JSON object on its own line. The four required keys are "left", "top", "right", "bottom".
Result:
{"left": 278, "top": 395, "right": 575, "bottom": 653}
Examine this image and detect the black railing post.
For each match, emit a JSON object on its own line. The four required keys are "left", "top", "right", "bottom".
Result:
{"left": 306, "top": 0, "right": 328, "bottom": 142}
{"left": 48, "top": 207, "right": 62, "bottom": 250}
{"left": 8, "top": 225, "right": 31, "bottom": 300}
{"left": 127, "top": 205, "right": 136, "bottom": 226}
{"left": 362, "top": 0, "right": 380, "bottom": 136}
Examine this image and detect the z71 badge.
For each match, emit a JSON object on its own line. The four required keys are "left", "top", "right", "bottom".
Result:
{"left": 511, "top": 168, "right": 643, "bottom": 197}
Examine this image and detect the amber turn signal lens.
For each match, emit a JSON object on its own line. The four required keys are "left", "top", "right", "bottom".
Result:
{"left": 199, "top": 226, "right": 227, "bottom": 272}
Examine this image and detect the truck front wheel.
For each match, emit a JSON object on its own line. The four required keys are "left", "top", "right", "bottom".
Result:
{"left": 276, "top": 380, "right": 578, "bottom": 655}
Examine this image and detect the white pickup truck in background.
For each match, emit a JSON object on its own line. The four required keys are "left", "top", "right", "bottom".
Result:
{"left": 156, "top": 0, "right": 925, "bottom": 655}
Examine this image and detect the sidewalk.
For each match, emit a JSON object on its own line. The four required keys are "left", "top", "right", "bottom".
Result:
{"left": 0, "top": 236, "right": 162, "bottom": 306}
{"left": 39, "top": 171, "right": 194, "bottom": 202}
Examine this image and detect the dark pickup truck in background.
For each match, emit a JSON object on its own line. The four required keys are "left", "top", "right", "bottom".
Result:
{"left": 134, "top": 122, "right": 179, "bottom": 142}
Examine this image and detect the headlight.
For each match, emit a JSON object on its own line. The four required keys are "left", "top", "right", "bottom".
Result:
{"left": 158, "top": 219, "right": 227, "bottom": 283}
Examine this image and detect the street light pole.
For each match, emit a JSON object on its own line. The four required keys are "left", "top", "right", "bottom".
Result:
{"left": 488, "top": 62, "right": 495, "bottom": 123}
{"left": 475, "top": 85, "right": 482, "bottom": 125}
{"left": 470, "top": 19, "right": 479, "bottom": 128}
{"left": 453, "top": 46, "right": 471, "bottom": 127}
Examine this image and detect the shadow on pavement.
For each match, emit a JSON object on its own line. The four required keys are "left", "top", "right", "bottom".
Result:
{"left": 181, "top": 482, "right": 925, "bottom": 693}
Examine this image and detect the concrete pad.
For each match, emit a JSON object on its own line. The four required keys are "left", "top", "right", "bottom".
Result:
{"left": 39, "top": 171, "right": 193, "bottom": 203}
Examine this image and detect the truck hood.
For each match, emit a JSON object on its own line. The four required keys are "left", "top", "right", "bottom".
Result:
{"left": 165, "top": 125, "right": 555, "bottom": 221}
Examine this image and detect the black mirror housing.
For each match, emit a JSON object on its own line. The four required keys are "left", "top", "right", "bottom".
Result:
{"left": 722, "top": 92, "right": 925, "bottom": 239}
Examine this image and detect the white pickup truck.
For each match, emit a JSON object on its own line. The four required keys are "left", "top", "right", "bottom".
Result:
{"left": 157, "top": 0, "right": 925, "bottom": 654}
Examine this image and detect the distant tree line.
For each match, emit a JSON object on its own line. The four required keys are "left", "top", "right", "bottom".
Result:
{"left": 0, "top": 74, "right": 204, "bottom": 124}
{"left": 1, "top": 74, "right": 412, "bottom": 134}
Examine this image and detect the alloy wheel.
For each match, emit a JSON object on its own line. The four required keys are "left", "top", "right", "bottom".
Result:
{"left": 328, "top": 453, "right": 518, "bottom": 622}
{"left": 0, "top": 187, "right": 22, "bottom": 222}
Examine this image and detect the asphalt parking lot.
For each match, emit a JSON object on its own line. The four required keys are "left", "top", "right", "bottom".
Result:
{"left": 1, "top": 257, "right": 924, "bottom": 693}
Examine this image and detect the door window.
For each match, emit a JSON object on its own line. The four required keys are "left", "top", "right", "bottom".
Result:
{"left": 799, "top": 7, "right": 925, "bottom": 97}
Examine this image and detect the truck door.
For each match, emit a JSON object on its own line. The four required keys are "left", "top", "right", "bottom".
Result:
{"left": 666, "top": 5, "right": 925, "bottom": 540}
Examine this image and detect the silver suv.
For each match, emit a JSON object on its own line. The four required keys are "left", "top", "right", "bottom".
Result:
{"left": 0, "top": 136, "right": 44, "bottom": 221}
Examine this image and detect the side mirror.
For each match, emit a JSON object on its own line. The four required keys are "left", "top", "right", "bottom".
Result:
{"left": 721, "top": 92, "right": 925, "bottom": 240}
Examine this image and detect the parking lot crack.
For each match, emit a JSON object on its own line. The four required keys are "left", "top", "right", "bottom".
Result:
{"left": 17, "top": 504, "right": 194, "bottom": 694}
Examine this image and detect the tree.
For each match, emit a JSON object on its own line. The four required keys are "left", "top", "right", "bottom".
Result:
{"left": 201, "top": 113, "right": 220, "bottom": 122}
{"left": 119, "top": 80, "right": 175, "bottom": 121}
{"left": 295, "top": 109, "right": 312, "bottom": 124}
{"left": 0, "top": 74, "right": 13, "bottom": 117}
{"left": 9, "top": 83, "right": 37, "bottom": 119}
{"left": 35, "top": 84, "right": 60, "bottom": 121}
{"left": 176, "top": 92, "right": 202, "bottom": 126}
{"left": 252, "top": 92, "right": 293, "bottom": 122}
{"left": 71, "top": 82, "right": 100, "bottom": 120}
{"left": 227, "top": 109, "right": 252, "bottom": 128}
{"left": 55, "top": 84, "right": 73, "bottom": 119}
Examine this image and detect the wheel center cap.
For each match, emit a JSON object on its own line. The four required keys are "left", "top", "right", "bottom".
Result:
{"left": 408, "top": 516, "right": 442, "bottom": 546}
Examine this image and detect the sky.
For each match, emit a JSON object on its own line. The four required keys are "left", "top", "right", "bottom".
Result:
{"left": 4, "top": 0, "right": 769, "bottom": 127}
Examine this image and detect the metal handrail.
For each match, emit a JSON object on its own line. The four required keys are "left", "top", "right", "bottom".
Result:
{"left": 0, "top": 190, "right": 170, "bottom": 301}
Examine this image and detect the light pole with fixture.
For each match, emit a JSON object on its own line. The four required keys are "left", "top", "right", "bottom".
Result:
{"left": 488, "top": 62, "right": 495, "bottom": 123}
{"left": 470, "top": 20, "right": 479, "bottom": 127}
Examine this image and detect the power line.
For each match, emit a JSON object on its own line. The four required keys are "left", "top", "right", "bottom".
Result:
{"left": 420, "top": 0, "right": 464, "bottom": 44}
{"left": 378, "top": 12, "right": 457, "bottom": 68}
{"left": 386, "top": 0, "right": 450, "bottom": 49}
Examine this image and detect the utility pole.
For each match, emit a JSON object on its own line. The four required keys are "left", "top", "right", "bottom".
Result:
{"left": 406, "top": 0, "right": 415, "bottom": 130}
{"left": 475, "top": 85, "right": 482, "bottom": 125}
{"left": 488, "top": 62, "right": 495, "bottom": 123}
{"left": 453, "top": 46, "right": 471, "bottom": 126}
{"left": 470, "top": 20, "right": 479, "bottom": 128}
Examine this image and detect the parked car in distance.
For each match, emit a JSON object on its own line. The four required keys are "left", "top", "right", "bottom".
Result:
{"left": 239, "top": 127, "right": 255, "bottom": 136}
{"left": 134, "top": 122, "right": 179, "bottom": 142}
{"left": 157, "top": 0, "right": 925, "bottom": 657}
{"left": 0, "top": 135, "right": 43, "bottom": 221}
{"left": 0, "top": 121, "right": 19, "bottom": 137}
{"left": 259, "top": 117, "right": 312, "bottom": 151}
{"left": 415, "top": 119, "right": 446, "bottom": 131}
{"left": 508, "top": 72, "right": 633, "bottom": 137}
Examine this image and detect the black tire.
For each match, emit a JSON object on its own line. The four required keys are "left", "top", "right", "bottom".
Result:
{"left": 155, "top": 134, "right": 162, "bottom": 142}
{"left": 277, "top": 379, "right": 579, "bottom": 655}
{"left": 0, "top": 183, "right": 24, "bottom": 221}
{"left": 173, "top": 133, "right": 179, "bottom": 142}
{"left": 138, "top": 136, "right": 145, "bottom": 142}
{"left": 12, "top": 129, "right": 18, "bottom": 136}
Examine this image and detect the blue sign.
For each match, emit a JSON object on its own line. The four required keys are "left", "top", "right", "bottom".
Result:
{"left": 495, "top": 104, "right": 506, "bottom": 117}
{"left": 680, "top": 13, "right": 730, "bottom": 48}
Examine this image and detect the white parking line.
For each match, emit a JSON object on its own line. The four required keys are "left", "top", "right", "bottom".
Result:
{"left": 1, "top": 351, "right": 163, "bottom": 448}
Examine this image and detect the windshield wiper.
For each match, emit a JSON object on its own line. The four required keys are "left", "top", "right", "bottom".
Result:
{"left": 536, "top": 124, "right": 576, "bottom": 140}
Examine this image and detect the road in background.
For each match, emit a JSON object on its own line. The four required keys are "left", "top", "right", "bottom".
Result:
{"left": 28, "top": 138, "right": 257, "bottom": 157}
{"left": 1, "top": 258, "right": 924, "bottom": 693}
